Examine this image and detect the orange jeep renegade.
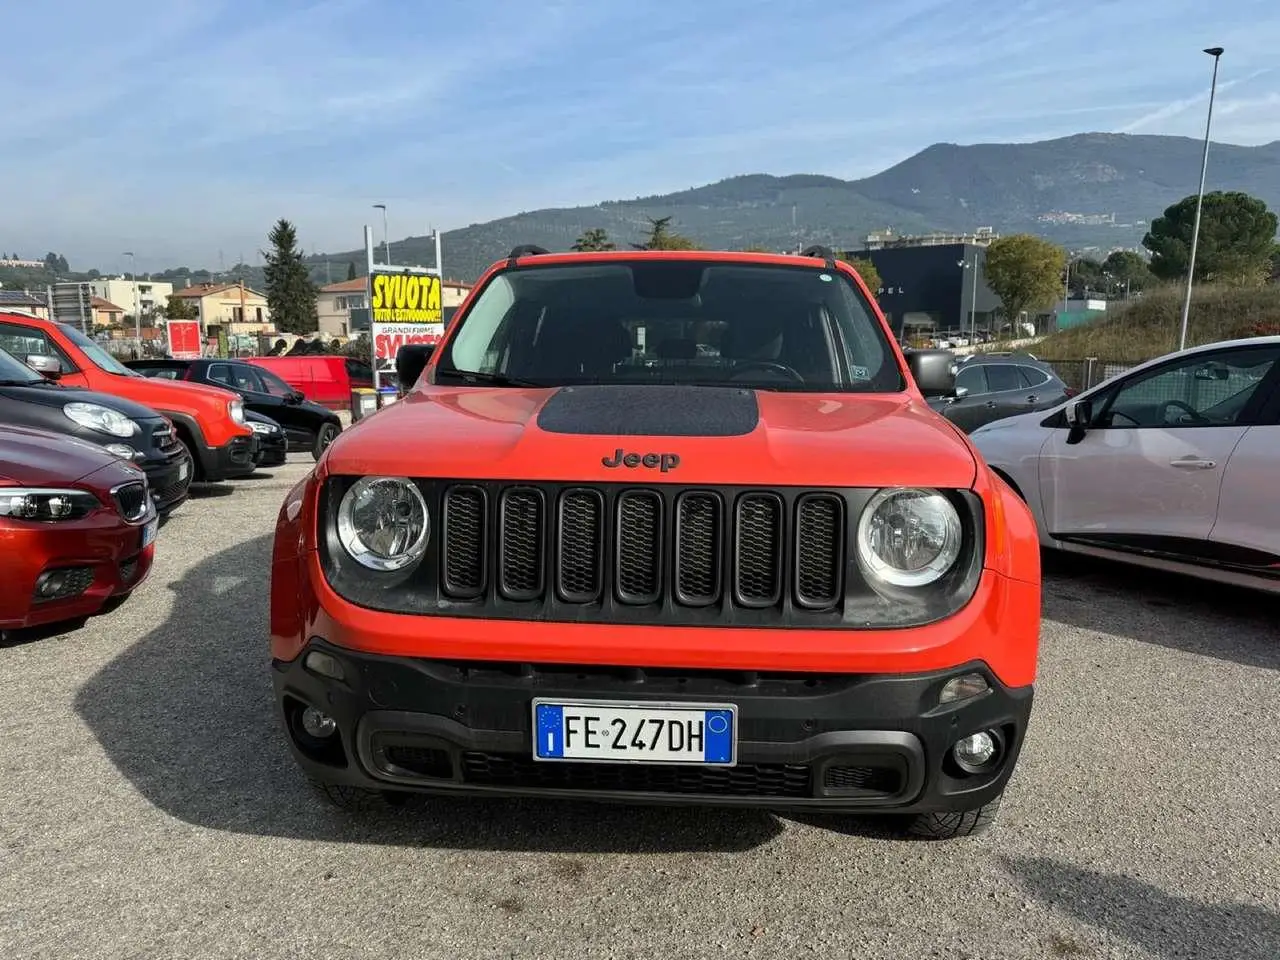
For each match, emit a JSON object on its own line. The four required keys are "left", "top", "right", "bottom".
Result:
{"left": 270, "top": 246, "right": 1041, "bottom": 838}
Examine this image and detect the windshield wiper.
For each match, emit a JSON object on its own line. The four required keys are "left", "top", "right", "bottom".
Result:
{"left": 0, "top": 378, "right": 46, "bottom": 386}
{"left": 436, "top": 369, "right": 548, "bottom": 388}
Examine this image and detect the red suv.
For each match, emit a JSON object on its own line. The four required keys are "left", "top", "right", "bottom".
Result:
{"left": 0, "top": 312, "right": 255, "bottom": 482}
{"left": 1, "top": 424, "right": 157, "bottom": 639}
{"left": 270, "top": 247, "right": 1042, "bottom": 839}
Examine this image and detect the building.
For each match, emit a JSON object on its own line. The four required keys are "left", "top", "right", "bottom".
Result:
{"left": 860, "top": 227, "right": 998, "bottom": 252}
{"left": 839, "top": 242, "right": 1002, "bottom": 342}
{"left": 88, "top": 278, "right": 175, "bottom": 319}
{"left": 168, "top": 282, "right": 272, "bottom": 334}
{"left": 317, "top": 276, "right": 472, "bottom": 337}
{"left": 0, "top": 290, "right": 50, "bottom": 319}
{"left": 91, "top": 296, "right": 126, "bottom": 329}
{"left": 0, "top": 257, "right": 45, "bottom": 269}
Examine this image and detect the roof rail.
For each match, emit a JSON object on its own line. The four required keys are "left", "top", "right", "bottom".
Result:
{"left": 799, "top": 244, "right": 838, "bottom": 270}
{"left": 506, "top": 244, "right": 551, "bottom": 261}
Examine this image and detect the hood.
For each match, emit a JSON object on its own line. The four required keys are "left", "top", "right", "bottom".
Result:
{"left": 328, "top": 384, "right": 977, "bottom": 488}
{"left": 0, "top": 424, "right": 127, "bottom": 485}
{"left": 103, "top": 371, "right": 239, "bottom": 412}
{"left": 0, "top": 382, "right": 164, "bottom": 421}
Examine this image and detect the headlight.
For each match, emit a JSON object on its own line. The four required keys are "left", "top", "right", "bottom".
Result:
{"left": 0, "top": 487, "right": 100, "bottom": 521}
{"left": 229, "top": 399, "right": 246, "bottom": 425}
{"left": 249, "top": 420, "right": 278, "bottom": 435}
{"left": 63, "top": 402, "right": 137, "bottom": 439}
{"left": 336, "top": 476, "right": 429, "bottom": 571}
{"left": 856, "top": 487, "right": 962, "bottom": 587}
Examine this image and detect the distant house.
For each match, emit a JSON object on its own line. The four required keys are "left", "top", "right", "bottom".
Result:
{"left": 169, "top": 282, "right": 272, "bottom": 334}
{"left": 0, "top": 290, "right": 50, "bottom": 320}
{"left": 91, "top": 296, "right": 126, "bottom": 329}
{"left": 88, "top": 278, "right": 175, "bottom": 320}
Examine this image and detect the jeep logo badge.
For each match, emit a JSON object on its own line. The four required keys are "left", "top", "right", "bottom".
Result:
{"left": 602, "top": 449, "right": 680, "bottom": 473}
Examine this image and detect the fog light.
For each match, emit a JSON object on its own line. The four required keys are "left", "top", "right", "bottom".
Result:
{"left": 301, "top": 706, "right": 337, "bottom": 738}
{"left": 939, "top": 672, "right": 990, "bottom": 705}
{"left": 953, "top": 732, "right": 996, "bottom": 769}
{"left": 36, "top": 570, "right": 71, "bottom": 597}
{"left": 304, "top": 649, "right": 346, "bottom": 681}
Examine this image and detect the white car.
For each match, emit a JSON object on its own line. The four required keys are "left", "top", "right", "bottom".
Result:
{"left": 970, "top": 336, "right": 1280, "bottom": 594}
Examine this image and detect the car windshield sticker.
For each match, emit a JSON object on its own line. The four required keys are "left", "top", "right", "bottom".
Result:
{"left": 818, "top": 273, "right": 833, "bottom": 282}
{"left": 851, "top": 365, "right": 870, "bottom": 379}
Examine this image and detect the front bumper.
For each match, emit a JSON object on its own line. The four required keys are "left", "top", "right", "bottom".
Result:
{"left": 204, "top": 435, "right": 256, "bottom": 481}
{"left": 253, "top": 433, "right": 288, "bottom": 467}
{"left": 141, "top": 451, "right": 193, "bottom": 515}
{"left": 0, "top": 515, "right": 156, "bottom": 631}
{"left": 273, "top": 642, "right": 1033, "bottom": 814}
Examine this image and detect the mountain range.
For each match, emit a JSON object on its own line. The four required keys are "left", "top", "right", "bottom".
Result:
{"left": 310, "top": 133, "right": 1280, "bottom": 284}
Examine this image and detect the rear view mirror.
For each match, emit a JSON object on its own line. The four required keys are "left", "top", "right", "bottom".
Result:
{"left": 395, "top": 343, "right": 435, "bottom": 391}
{"left": 25, "top": 354, "right": 61, "bottom": 380}
{"left": 1193, "top": 362, "right": 1229, "bottom": 381}
{"left": 1064, "top": 398, "right": 1092, "bottom": 427}
{"left": 905, "top": 349, "right": 956, "bottom": 398}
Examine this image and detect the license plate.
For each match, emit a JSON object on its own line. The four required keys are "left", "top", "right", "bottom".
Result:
{"left": 178, "top": 460, "right": 189, "bottom": 482}
{"left": 141, "top": 518, "right": 158, "bottom": 548}
{"left": 532, "top": 699, "right": 736, "bottom": 766}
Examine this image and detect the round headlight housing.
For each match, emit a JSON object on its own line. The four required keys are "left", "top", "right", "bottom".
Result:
{"left": 336, "top": 476, "right": 429, "bottom": 572}
{"left": 63, "top": 401, "right": 137, "bottom": 439}
{"left": 856, "top": 487, "right": 962, "bottom": 588}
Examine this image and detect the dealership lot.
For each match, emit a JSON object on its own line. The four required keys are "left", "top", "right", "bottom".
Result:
{"left": 1, "top": 458, "right": 1277, "bottom": 960}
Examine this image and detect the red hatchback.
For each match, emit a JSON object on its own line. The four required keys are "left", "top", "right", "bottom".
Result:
{"left": 0, "top": 424, "right": 158, "bottom": 638}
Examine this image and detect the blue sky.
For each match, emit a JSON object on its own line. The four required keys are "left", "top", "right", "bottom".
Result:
{"left": 4, "top": 0, "right": 1279, "bottom": 271}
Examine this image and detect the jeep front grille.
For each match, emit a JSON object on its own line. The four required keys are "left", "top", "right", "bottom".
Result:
{"left": 439, "top": 483, "right": 844, "bottom": 612}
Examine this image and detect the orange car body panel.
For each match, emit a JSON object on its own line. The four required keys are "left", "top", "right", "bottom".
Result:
{"left": 0, "top": 311, "right": 251, "bottom": 447}
{"left": 271, "top": 252, "right": 1042, "bottom": 691}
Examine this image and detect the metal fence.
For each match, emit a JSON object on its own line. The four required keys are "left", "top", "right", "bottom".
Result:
{"left": 1038, "top": 358, "right": 1135, "bottom": 392}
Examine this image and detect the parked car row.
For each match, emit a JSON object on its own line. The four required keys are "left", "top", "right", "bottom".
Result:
{"left": 0, "top": 308, "right": 344, "bottom": 642}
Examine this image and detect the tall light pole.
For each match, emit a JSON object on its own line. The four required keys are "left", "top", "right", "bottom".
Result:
{"left": 957, "top": 254, "right": 980, "bottom": 342}
{"left": 373, "top": 203, "right": 391, "bottom": 266}
{"left": 1178, "top": 46, "right": 1224, "bottom": 352}
{"left": 123, "top": 251, "right": 140, "bottom": 346}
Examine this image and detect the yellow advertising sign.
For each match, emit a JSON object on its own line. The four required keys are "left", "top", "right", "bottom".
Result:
{"left": 370, "top": 272, "right": 442, "bottom": 323}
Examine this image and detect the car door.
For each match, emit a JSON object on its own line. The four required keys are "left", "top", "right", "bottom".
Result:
{"left": 1039, "top": 343, "right": 1280, "bottom": 553}
{"left": 241, "top": 365, "right": 314, "bottom": 446}
{"left": 0, "top": 321, "right": 81, "bottom": 384}
{"left": 1206, "top": 357, "right": 1280, "bottom": 566}
{"left": 1016, "top": 364, "right": 1069, "bottom": 412}
{"left": 938, "top": 364, "right": 991, "bottom": 431}
{"left": 975, "top": 363, "right": 1031, "bottom": 426}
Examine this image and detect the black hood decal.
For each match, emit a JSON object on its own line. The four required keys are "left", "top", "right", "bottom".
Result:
{"left": 536, "top": 384, "right": 759, "bottom": 437}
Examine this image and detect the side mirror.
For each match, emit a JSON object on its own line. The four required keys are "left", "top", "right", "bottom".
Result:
{"left": 948, "top": 386, "right": 970, "bottom": 402}
{"left": 286, "top": 390, "right": 304, "bottom": 404}
{"left": 395, "top": 343, "right": 435, "bottom": 391}
{"left": 25, "top": 354, "right": 62, "bottom": 380}
{"left": 905, "top": 348, "right": 956, "bottom": 398}
{"left": 1064, "top": 398, "right": 1093, "bottom": 444}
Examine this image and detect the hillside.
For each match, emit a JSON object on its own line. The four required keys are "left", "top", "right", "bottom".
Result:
{"left": 310, "top": 133, "right": 1280, "bottom": 283}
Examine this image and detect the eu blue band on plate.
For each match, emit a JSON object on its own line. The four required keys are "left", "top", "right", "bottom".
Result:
{"left": 536, "top": 704, "right": 565, "bottom": 758}
{"left": 703, "top": 709, "right": 733, "bottom": 763}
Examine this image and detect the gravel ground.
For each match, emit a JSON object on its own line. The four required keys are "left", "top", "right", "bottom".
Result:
{"left": 2, "top": 457, "right": 1277, "bottom": 960}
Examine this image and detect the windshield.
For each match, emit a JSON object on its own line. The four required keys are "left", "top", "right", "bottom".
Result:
{"left": 0, "top": 347, "right": 45, "bottom": 384}
{"left": 56, "top": 322, "right": 136, "bottom": 376}
{"left": 435, "top": 260, "right": 904, "bottom": 392}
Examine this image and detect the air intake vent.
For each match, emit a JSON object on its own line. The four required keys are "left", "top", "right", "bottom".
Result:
{"left": 615, "top": 490, "right": 662, "bottom": 604}
{"left": 794, "top": 494, "right": 844, "bottom": 608}
{"left": 734, "top": 493, "right": 783, "bottom": 606}
{"left": 498, "top": 488, "right": 544, "bottom": 600}
{"left": 442, "top": 485, "right": 487, "bottom": 598}
{"left": 557, "top": 489, "right": 604, "bottom": 603}
{"left": 675, "top": 492, "right": 722, "bottom": 606}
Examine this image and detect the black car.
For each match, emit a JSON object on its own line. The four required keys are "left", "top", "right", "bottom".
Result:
{"left": 927, "top": 352, "right": 1074, "bottom": 432}
{"left": 0, "top": 347, "right": 192, "bottom": 516}
{"left": 245, "top": 410, "right": 288, "bottom": 468}
{"left": 125, "top": 358, "right": 342, "bottom": 460}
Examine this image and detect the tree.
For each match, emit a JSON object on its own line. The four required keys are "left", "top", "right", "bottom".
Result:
{"left": 346, "top": 261, "right": 357, "bottom": 281}
{"left": 1143, "top": 191, "right": 1278, "bottom": 285}
{"left": 571, "top": 228, "right": 616, "bottom": 252}
{"left": 839, "top": 256, "right": 881, "bottom": 295}
{"left": 162, "top": 294, "right": 198, "bottom": 320}
{"left": 1067, "top": 257, "right": 1104, "bottom": 297}
{"left": 636, "top": 216, "right": 698, "bottom": 251}
{"left": 262, "top": 218, "right": 319, "bottom": 334}
{"left": 1100, "top": 250, "right": 1154, "bottom": 294}
{"left": 984, "top": 234, "right": 1067, "bottom": 324}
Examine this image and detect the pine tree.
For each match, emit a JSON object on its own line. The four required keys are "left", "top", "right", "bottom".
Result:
{"left": 346, "top": 261, "right": 357, "bottom": 281}
{"left": 262, "top": 219, "right": 319, "bottom": 334}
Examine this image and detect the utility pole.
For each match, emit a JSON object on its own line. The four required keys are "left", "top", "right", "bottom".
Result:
{"left": 123, "top": 251, "right": 140, "bottom": 347}
{"left": 1179, "top": 46, "right": 1224, "bottom": 351}
{"left": 374, "top": 203, "right": 391, "bottom": 265}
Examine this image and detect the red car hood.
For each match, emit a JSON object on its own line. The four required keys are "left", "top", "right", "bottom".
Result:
{"left": 328, "top": 385, "right": 977, "bottom": 488}
{"left": 0, "top": 424, "right": 128, "bottom": 486}
{"left": 111, "top": 373, "right": 238, "bottom": 408}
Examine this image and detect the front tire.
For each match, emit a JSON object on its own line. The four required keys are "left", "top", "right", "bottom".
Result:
{"left": 312, "top": 423, "right": 340, "bottom": 461}
{"left": 904, "top": 794, "right": 1003, "bottom": 839}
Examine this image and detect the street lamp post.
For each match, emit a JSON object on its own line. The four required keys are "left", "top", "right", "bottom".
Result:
{"left": 123, "top": 251, "right": 139, "bottom": 346}
{"left": 373, "top": 204, "right": 391, "bottom": 266}
{"left": 957, "top": 255, "right": 980, "bottom": 343}
{"left": 1178, "top": 46, "right": 1224, "bottom": 352}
